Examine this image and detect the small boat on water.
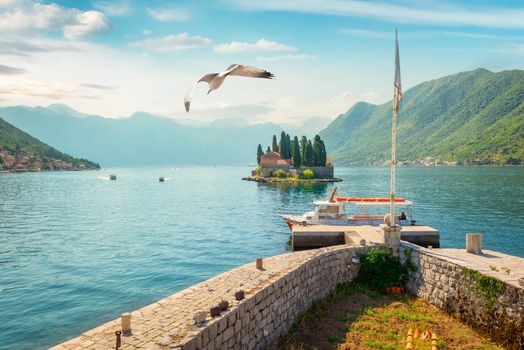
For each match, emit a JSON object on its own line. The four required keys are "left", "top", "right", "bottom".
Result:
{"left": 282, "top": 188, "right": 417, "bottom": 230}
{"left": 109, "top": 174, "right": 117, "bottom": 181}
{"left": 159, "top": 176, "right": 165, "bottom": 182}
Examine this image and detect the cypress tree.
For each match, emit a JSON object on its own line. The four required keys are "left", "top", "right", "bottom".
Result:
{"left": 279, "top": 131, "right": 286, "bottom": 158}
{"left": 305, "top": 140, "right": 314, "bottom": 167}
{"left": 285, "top": 134, "right": 291, "bottom": 159}
{"left": 300, "top": 136, "right": 307, "bottom": 165}
{"left": 272, "top": 135, "right": 279, "bottom": 153}
{"left": 257, "top": 144, "right": 263, "bottom": 165}
{"left": 313, "top": 135, "right": 323, "bottom": 166}
{"left": 292, "top": 136, "right": 301, "bottom": 167}
{"left": 320, "top": 139, "right": 327, "bottom": 166}
{"left": 266, "top": 146, "right": 271, "bottom": 152}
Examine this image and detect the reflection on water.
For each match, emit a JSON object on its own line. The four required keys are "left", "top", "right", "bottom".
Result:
{"left": 0, "top": 165, "right": 523, "bottom": 349}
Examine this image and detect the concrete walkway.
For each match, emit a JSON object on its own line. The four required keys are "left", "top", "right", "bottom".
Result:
{"left": 413, "top": 246, "right": 524, "bottom": 289}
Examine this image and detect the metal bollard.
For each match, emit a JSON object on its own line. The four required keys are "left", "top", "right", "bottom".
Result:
{"left": 115, "top": 331, "right": 121, "bottom": 350}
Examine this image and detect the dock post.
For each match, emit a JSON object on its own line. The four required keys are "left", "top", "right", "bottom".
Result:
{"left": 121, "top": 313, "right": 131, "bottom": 335}
{"left": 256, "top": 258, "right": 263, "bottom": 270}
{"left": 380, "top": 224, "right": 402, "bottom": 256}
{"left": 466, "top": 233, "right": 482, "bottom": 255}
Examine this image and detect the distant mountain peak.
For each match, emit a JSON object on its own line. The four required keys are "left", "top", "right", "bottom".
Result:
{"left": 47, "top": 104, "right": 88, "bottom": 118}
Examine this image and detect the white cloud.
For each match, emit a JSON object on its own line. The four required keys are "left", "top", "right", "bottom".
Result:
{"left": 340, "top": 28, "right": 514, "bottom": 41}
{"left": 215, "top": 38, "right": 296, "bottom": 54}
{"left": 494, "top": 44, "right": 524, "bottom": 56}
{"left": 63, "top": 11, "right": 111, "bottom": 40}
{"left": 340, "top": 28, "right": 392, "bottom": 39}
{"left": 146, "top": 5, "right": 190, "bottom": 22}
{"left": 0, "top": 0, "right": 110, "bottom": 39}
{"left": 0, "top": 36, "right": 86, "bottom": 57}
{"left": 93, "top": 0, "right": 130, "bottom": 17}
{"left": 0, "top": 77, "right": 109, "bottom": 99}
{"left": 230, "top": 0, "right": 524, "bottom": 29}
{"left": 256, "top": 54, "right": 315, "bottom": 62}
{"left": 0, "top": 64, "right": 26, "bottom": 75}
{"left": 129, "top": 33, "right": 212, "bottom": 52}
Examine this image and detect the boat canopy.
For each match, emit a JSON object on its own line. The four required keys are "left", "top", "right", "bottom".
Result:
{"left": 313, "top": 200, "right": 346, "bottom": 206}
{"left": 354, "top": 201, "right": 412, "bottom": 207}
{"left": 336, "top": 197, "right": 407, "bottom": 203}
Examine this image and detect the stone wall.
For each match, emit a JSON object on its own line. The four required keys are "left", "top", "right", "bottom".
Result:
{"left": 289, "top": 166, "right": 334, "bottom": 179}
{"left": 399, "top": 242, "right": 524, "bottom": 349}
{"left": 53, "top": 244, "right": 372, "bottom": 350}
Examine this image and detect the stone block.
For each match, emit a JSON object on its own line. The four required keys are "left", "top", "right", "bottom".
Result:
{"left": 223, "top": 327, "right": 234, "bottom": 341}
{"left": 217, "top": 317, "right": 228, "bottom": 334}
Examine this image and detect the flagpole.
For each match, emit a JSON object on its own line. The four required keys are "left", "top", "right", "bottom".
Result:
{"left": 390, "top": 99, "right": 397, "bottom": 227}
{"left": 390, "top": 29, "right": 401, "bottom": 227}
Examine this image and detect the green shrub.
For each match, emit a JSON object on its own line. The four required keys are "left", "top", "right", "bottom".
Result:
{"left": 354, "top": 248, "right": 410, "bottom": 292}
{"left": 273, "top": 168, "right": 289, "bottom": 178}
{"left": 301, "top": 169, "right": 315, "bottom": 179}
{"left": 255, "top": 167, "right": 261, "bottom": 176}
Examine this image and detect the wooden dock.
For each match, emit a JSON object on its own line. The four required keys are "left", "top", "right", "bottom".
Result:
{"left": 291, "top": 225, "right": 439, "bottom": 250}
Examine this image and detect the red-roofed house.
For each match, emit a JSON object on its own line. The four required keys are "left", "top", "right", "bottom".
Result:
{"left": 256, "top": 150, "right": 292, "bottom": 177}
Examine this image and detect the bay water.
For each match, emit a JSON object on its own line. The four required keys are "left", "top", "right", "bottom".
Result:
{"left": 1, "top": 166, "right": 523, "bottom": 349}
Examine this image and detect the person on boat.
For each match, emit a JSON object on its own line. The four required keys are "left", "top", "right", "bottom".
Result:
{"left": 398, "top": 212, "right": 407, "bottom": 221}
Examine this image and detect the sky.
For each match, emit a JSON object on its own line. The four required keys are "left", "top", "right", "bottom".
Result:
{"left": 0, "top": 0, "right": 523, "bottom": 125}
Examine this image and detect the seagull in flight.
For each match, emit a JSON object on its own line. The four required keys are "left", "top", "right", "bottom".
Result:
{"left": 184, "top": 64, "right": 275, "bottom": 112}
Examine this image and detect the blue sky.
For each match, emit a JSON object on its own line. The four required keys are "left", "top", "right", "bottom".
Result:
{"left": 0, "top": 0, "right": 523, "bottom": 124}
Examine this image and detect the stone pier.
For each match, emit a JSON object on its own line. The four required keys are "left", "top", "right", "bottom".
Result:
{"left": 52, "top": 244, "right": 374, "bottom": 350}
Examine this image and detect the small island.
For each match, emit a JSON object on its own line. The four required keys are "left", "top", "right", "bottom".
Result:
{"left": 243, "top": 132, "right": 341, "bottom": 183}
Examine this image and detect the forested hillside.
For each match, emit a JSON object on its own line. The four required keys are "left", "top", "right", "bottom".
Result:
{"left": 321, "top": 68, "right": 524, "bottom": 165}
{"left": 0, "top": 117, "right": 99, "bottom": 171}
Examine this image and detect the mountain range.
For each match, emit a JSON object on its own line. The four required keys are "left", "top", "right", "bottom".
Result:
{"left": 0, "top": 105, "right": 326, "bottom": 167}
{"left": 1, "top": 68, "right": 522, "bottom": 167}
{"left": 320, "top": 68, "right": 524, "bottom": 165}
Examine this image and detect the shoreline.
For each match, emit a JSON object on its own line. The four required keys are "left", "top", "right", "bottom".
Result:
{"left": 242, "top": 176, "right": 342, "bottom": 183}
{"left": 0, "top": 168, "right": 100, "bottom": 174}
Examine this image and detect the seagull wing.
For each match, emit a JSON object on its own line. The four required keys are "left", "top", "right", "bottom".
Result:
{"left": 184, "top": 73, "right": 218, "bottom": 112}
{"left": 226, "top": 64, "right": 275, "bottom": 79}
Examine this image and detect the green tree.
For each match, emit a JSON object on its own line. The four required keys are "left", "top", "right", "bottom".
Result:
{"left": 313, "top": 135, "right": 323, "bottom": 166}
{"left": 320, "top": 139, "right": 327, "bottom": 166}
{"left": 292, "top": 136, "right": 301, "bottom": 167}
{"left": 272, "top": 135, "right": 279, "bottom": 153}
{"left": 300, "top": 136, "right": 308, "bottom": 165}
{"left": 285, "top": 134, "right": 291, "bottom": 159}
{"left": 266, "top": 146, "right": 271, "bottom": 152}
{"left": 279, "top": 131, "right": 288, "bottom": 159}
{"left": 257, "top": 144, "right": 263, "bottom": 165}
{"left": 305, "top": 140, "right": 314, "bottom": 166}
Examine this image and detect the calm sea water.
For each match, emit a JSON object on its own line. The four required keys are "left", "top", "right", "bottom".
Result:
{"left": 1, "top": 166, "right": 523, "bottom": 349}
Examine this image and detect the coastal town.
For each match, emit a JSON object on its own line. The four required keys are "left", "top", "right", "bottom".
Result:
{"left": 0, "top": 146, "right": 99, "bottom": 172}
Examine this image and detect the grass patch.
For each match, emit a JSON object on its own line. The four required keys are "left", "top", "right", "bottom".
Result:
{"left": 462, "top": 268, "right": 505, "bottom": 308}
{"left": 364, "top": 340, "right": 400, "bottom": 349}
{"left": 326, "top": 335, "right": 345, "bottom": 343}
{"left": 396, "top": 311, "right": 432, "bottom": 322}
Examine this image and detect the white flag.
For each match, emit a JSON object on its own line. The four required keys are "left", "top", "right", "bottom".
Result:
{"left": 393, "top": 30, "right": 402, "bottom": 115}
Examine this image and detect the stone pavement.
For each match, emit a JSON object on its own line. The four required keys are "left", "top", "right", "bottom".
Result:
{"left": 426, "top": 247, "right": 524, "bottom": 289}
{"left": 51, "top": 243, "right": 370, "bottom": 350}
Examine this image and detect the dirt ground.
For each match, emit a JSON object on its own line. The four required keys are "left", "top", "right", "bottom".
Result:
{"left": 279, "top": 285, "right": 504, "bottom": 350}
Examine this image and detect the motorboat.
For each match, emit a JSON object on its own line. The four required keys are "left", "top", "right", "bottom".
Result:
{"left": 282, "top": 188, "right": 416, "bottom": 229}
